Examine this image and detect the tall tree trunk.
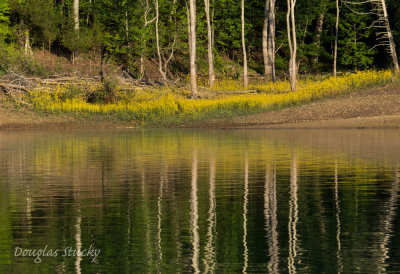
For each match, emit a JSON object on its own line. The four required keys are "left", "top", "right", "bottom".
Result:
{"left": 334, "top": 0, "right": 339, "bottom": 77}
{"left": 241, "top": 0, "right": 248, "bottom": 88}
{"left": 287, "top": 0, "right": 297, "bottom": 91}
{"left": 73, "top": 0, "right": 79, "bottom": 32}
{"left": 155, "top": 0, "right": 167, "bottom": 81}
{"left": 263, "top": 0, "right": 276, "bottom": 82}
{"left": 311, "top": 10, "right": 325, "bottom": 67}
{"left": 188, "top": 0, "right": 198, "bottom": 97}
{"left": 381, "top": 0, "right": 399, "bottom": 73}
{"left": 204, "top": 0, "right": 215, "bottom": 87}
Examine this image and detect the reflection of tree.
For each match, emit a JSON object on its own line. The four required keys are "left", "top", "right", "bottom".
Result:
{"left": 335, "top": 160, "right": 343, "bottom": 273}
{"left": 265, "top": 165, "right": 279, "bottom": 274}
{"left": 204, "top": 155, "right": 217, "bottom": 273}
{"left": 288, "top": 155, "right": 299, "bottom": 274}
{"left": 74, "top": 183, "right": 82, "bottom": 274}
{"left": 141, "top": 168, "right": 153, "bottom": 268}
{"left": 243, "top": 154, "right": 249, "bottom": 274}
{"left": 376, "top": 167, "right": 400, "bottom": 272}
{"left": 156, "top": 163, "right": 167, "bottom": 272}
{"left": 190, "top": 149, "right": 200, "bottom": 274}
{"left": 26, "top": 184, "right": 32, "bottom": 235}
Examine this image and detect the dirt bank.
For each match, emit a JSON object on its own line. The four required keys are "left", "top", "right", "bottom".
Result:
{"left": 1, "top": 83, "right": 400, "bottom": 129}
{"left": 0, "top": 103, "right": 134, "bottom": 129}
{"left": 206, "top": 83, "right": 400, "bottom": 129}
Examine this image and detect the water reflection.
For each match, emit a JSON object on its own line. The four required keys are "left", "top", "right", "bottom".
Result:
{"left": 242, "top": 154, "right": 249, "bottom": 274}
{"left": 204, "top": 155, "right": 216, "bottom": 273}
{"left": 190, "top": 149, "right": 199, "bottom": 274}
{"left": 0, "top": 129, "right": 400, "bottom": 273}
{"left": 288, "top": 154, "right": 299, "bottom": 274}
{"left": 265, "top": 164, "right": 279, "bottom": 274}
{"left": 335, "top": 160, "right": 343, "bottom": 273}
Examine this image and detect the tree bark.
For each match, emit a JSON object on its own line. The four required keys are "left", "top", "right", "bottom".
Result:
{"left": 334, "top": 0, "right": 339, "bottom": 77}
{"left": 287, "top": 0, "right": 297, "bottom": 91}
{"left": 73, "top": 0, "right": 79, "bottom": 32}
{"left": 263, "top": 0, "right": 276, "bottom": 82}
{"left": 311, "top": 11, "right": 325, "bottom": 67}
{"left": 381, "top": 0, "right": 399, "bottom": 73}
{"left": 241, "top": 0, "right": 248, "bottom": 88}
{"left": 204, "top": 0, "right": 215, "bottom": 87}
{"left": 155, "top": 0, "right": 168, "bottom": 81}
{"left": 189, "top": 0, "right": 198, "bottom": 97}
{"left": 24, "top": 30, "right": 33, "bottom": 56}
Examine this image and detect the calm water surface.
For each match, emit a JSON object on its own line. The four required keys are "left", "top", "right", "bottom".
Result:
{"left": 0, "top": 129, "right": 400, "bottom": 273}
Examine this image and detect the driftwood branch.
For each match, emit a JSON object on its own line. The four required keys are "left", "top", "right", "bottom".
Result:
{"left": 0, "top": 84, "right": 32, "bottom": 106}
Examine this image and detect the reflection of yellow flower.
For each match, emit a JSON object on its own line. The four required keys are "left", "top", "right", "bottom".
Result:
{"left": 25, "top": 70, "right": 396, "bottom": 124}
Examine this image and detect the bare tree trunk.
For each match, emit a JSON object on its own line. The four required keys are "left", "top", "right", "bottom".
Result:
{"left": 24, "top": 30, "right": 33, "bottom": 56}
{"left": 287, "top": 0, "right": 297, "bottom": 91}
{"left": 204, "top": 0, "right": 215, "bottom": 87}
{"left": 311, "top": 11, "right": 325, "bottom": 66}
{"left": 381, "top": 0, "right": 399, "bottom": 73}
{"left": 263, "top": 0, "right": 276, "bottom": 82}
{"left": 73, "top": 0, "right": 79, "bottom": 32}
{"left": 140, "top": 0, "right": 157, "bottom": 79}
{"left": 334, "top": 0, "right": 339, "bottom": 77}
{"left": 241, "top": 0, "right": 248, "bottom": 88}
{"left": 188, "top": 0, "right": 198, "bottom": 97}
{"left": 155, "top": 0, "right": 168, "bottom": 81}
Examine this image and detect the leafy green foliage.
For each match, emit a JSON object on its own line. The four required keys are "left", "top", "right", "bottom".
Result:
{"left": 1, "top": 0, "right": 399, "bottom": 75}
{"left": 0, "top": 0, "right": 9, "bottom": 45}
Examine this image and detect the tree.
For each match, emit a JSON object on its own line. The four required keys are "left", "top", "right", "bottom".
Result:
{"left": 74, "top": 0, "right": 79, "bottom": 32}
{"left": 0, "top": 0, "right": 9, "bottom": 45}
{"left": 241, "top": 0, "right": 248, "bottom": 88}
{"left": 155, "top": 0, "right": 167, "bottom": 81}
{"left": 339, "top": 1, "right": 374, "bottom": 69}
{"left": 311, "top": 2, "right": 327, "bottom": 67}
{"left": 204, "top": 0, "right": 215, "bottom": 87}
{"left": 188, "top": 0, "right": 198, "bottom": 97}
{"left": 263, "top": 0, "right": 276, "bottom": 82}
{"left": 378, "top": 0, "right": 399, "bottom": 72}
{"left": 287, "top": 0, "right": 297, "bottom": 92}
{"left": 334, "top": 0, "right": 340, "bottom": 76}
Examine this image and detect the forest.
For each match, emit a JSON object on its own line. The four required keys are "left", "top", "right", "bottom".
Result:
{"left": 0, "top": 0, "right": 399, "bottom": 78}
{"left": 0, "top": 0, "right": 399, "bottom": 125}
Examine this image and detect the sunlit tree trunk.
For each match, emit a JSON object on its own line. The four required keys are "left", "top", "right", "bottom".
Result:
{"left": 188, "top": 0, "right": 198, "bottom": 97}
{"left": 287, "top": 0, "right": 297, "bottom": 91}
{"left": 155, "top": 0, "right": 167, "bottom": 81}
{"left": 334, "top": 0, "right": 339, "bottom": 77}
{"left": 241, "top": 0, "right": 248, "bottom": 88}
{"left": 263, "top": 0, "right": 276, "bottom": 82}
{"left": 204, "top": 0, "right": 215, "bottom": 87}
{"left": 73, "top": 0, "right": 79, "bottom": 32}
{"left": 24, "top": 30, "right": 33, "bottom": 56}
{"left": 380, "top": 0, "right": 399, "bottom": 73}
{"left": 140, "top": 0, "right": 156, "bottom": 79}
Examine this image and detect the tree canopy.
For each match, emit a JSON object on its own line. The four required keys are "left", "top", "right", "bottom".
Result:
{"left": 0, "top": 0, "right": 399, "bottom": 78}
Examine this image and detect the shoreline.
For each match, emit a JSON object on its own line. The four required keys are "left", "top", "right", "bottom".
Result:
{"left": 1, "top": 82, "right": 400, "bottom": 130}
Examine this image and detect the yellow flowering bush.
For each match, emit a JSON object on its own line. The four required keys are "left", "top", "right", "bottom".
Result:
{"left": 26, "top": 70, "right": 396, "bottom": 125}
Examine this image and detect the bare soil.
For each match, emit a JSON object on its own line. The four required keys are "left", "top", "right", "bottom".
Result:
{"left": 1, "top": 83, "right": 400, "bottom": 129}
{"left": 205, "top": 83, "right": 400, "bottom": 129}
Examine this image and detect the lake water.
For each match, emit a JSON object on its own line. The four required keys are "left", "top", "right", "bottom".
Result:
{"left": 0, "top": 129, "right": 400, "bottom": 273}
